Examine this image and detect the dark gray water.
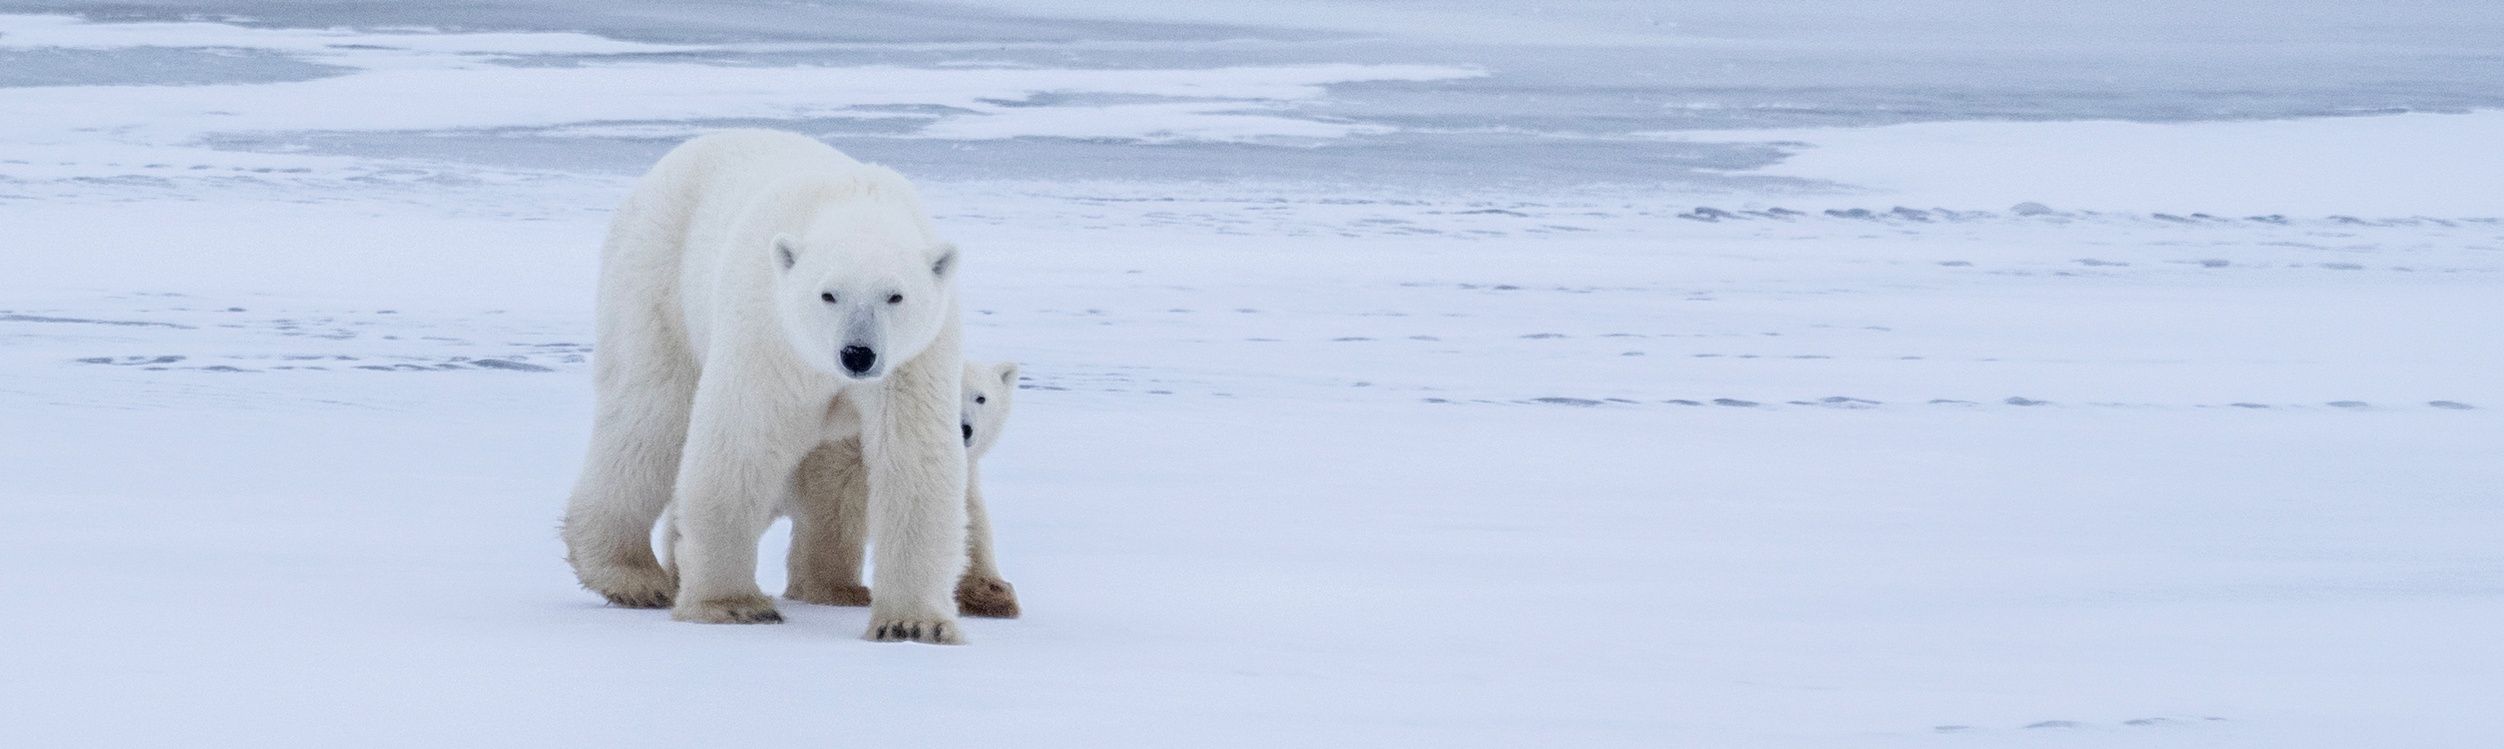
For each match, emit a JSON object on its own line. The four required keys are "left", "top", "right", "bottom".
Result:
{"left": 10, "top": 0, "right": 2503, "bottom": 189}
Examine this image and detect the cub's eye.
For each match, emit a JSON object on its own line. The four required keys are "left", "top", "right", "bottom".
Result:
{"left": 974, "top": 395, "right": 986, "bottom": 404}
{"left": 887, "top": 294, "right": 904, "bottom": 304}
{"left": 819, "top": 292, "right": 836, "bottom": 303}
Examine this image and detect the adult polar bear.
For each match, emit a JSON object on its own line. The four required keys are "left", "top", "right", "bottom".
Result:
{"left": 562, "top": 130, "right": 972, "bottom": 644}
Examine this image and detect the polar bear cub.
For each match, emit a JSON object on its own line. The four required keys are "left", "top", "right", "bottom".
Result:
{"left": 951, "top": 360, "right": 1022, "bottom": 617}
{"left": 770, "top": 359, "right": 1022, "bottom": 618}
{"left": 560, "top": 129, "right": 972, "bottom": 643}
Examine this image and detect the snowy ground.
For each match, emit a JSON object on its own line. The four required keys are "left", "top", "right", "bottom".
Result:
{"left": 2, "top": 4, "right": 2500, "bottom": 747}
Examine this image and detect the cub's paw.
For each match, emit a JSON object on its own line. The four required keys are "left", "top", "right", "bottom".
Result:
{"left": 583, "top": 564, "right": 675, "bottom": 609}
{"left": 672, "top": 594, "right": 783, "bottom": 624}
{"left": 867, "top": 616, "right": 964, "bottom": 645}
{"left": 954, "top": 576, "right": 1021, "bottom": 619}
{"left": 785, "top": 581, "right": 873, "bottom": 607}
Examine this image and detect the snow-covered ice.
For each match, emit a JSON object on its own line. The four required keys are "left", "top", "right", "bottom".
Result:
{"left": 1, "top": 3, "right": 2498, "bottom": 746}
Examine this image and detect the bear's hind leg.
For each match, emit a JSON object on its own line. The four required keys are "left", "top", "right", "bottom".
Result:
{"left": 785, "top": 440, "right": 872, "bottom": 606}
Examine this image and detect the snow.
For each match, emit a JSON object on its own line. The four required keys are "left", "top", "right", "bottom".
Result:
{"left": 1664, "top": 112, "right": 2504, "bottom": 216}
{"left": 2, "top": 3, "right": 2500, "bottom": 747}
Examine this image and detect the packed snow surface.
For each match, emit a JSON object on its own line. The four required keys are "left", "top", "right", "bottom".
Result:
{"left": 1, "top": 3, "right": 2498, "bottom": 747}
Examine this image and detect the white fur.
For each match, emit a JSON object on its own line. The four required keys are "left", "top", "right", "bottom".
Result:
{"left": 664, "top": 360, "right": 1023, "bottom": 616}
{"left": 955, "top": 361, "right": 1019, "bottom": 588}
{"left": 561, "top": 129, "right": 970, "bottom": 643}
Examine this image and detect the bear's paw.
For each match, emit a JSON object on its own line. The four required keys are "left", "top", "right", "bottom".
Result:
{"left": 786, "top": 581, "right": 874, "bottom": 607}
{"left": 582, "top": 564, "right": 676, "bottom": 609}
{"left": 672, "top": 594, "right": 784, "bottom": 624}
{"left": 867, "top": 616, "right": 964, "bottom": 645}
{"left": 954, "top": 576, "right": 1021, "bottom": 619}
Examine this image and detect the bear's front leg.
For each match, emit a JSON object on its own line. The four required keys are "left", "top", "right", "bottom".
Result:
{"left": 560, "top": 357, "right": 697, "bottom": 609}
{"left": 859, "top": 343, "right": 970, "bottom": 644}
{"left": 670, "top": 373, "right": 816, "bottom": 625}
{"left": 955, "top": 464, "right": 1020, "bottom": 618}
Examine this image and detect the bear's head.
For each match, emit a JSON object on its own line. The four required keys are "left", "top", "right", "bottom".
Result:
{"left": 960, "top": 360, "right": 1018, "bottom": 458}
{"left": 768, "top": 205, "right": 957, "bottom": 382}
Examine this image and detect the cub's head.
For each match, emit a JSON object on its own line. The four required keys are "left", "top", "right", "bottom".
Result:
{"left": 960, "top": 360, "right": 1019, "bottom": 458}
{"left": 768, "top": 203, "right": 957, "bottom": 381}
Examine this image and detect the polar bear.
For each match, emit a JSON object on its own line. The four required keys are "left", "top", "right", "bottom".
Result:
{"left": 948, "top": 360, "right": 1022, "bottom": 617}
{"left": 669, "top": 360, "right": 1023, "bottom": 617}
{"left": 560, "top": 129, "right": 971, "bottom": 644}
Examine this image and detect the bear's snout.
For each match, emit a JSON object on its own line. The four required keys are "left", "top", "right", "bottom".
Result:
{"left": 839, "top": 345, "right": 878, "bottom": 376}
{"left": 961, "top": 423, "right": 974, "bottom": 445}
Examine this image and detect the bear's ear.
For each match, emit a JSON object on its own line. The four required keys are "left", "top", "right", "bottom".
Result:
{"left": 996, "top": 361, "right": 1019, "bottom": 386}
{"left": 929, "top": 241, "right": 958, "bottom": 279}
{"left": 773, "top": 234, "right": 798, "bottom": 272}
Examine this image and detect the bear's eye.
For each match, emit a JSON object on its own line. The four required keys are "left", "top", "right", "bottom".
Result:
{"left": 819, "top": 292, "right": 836, "bottom": 304}
{"left": 974, "top": 395, "right": 986, "bottom": 404}
{"left": 887, "top": 293, "right": 904, "bottom": 304}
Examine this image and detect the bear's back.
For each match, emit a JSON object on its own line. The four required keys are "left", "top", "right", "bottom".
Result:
{"left": 602, "top": 130, "right": 875, "bottom": 356}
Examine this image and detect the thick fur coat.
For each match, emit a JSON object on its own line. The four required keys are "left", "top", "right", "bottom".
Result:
{"left": 561, "top": 129, "right": 971, "bottom": 643}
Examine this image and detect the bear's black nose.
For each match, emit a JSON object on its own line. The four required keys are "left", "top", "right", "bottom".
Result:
{"left": 839, "top": 346, "right": 876, "bottom": 374}
{"left": 961, "top": 423, "right": 974, "bottom": 444}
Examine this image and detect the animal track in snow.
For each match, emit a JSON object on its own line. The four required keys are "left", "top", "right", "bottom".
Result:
{"left": 11, "top": 299, "right": 592, "bottom": 376}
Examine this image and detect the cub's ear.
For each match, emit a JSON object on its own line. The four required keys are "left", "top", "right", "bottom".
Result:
{"left": 773, "top": 234, "right": 799, "bottom": 271}
{"left": 930, "top": 241, "right": 958, "bottom": 278}
{"left": 996, "top": 361, "right": 1019, "bottom": 386}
